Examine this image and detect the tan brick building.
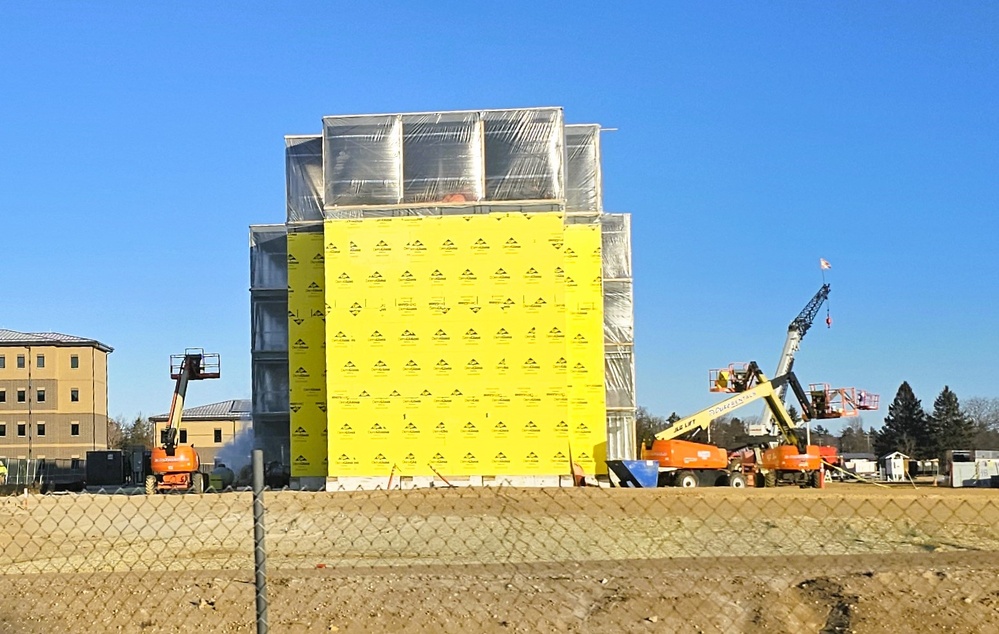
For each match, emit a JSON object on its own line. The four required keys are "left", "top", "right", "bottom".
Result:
{"left": 0, "top": 329, "right": 113, "bottom": 460}
{"left": 150, "top": 399, "right": 251, "bottom": 467}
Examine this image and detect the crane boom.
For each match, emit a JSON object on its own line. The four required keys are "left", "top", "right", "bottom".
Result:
{"left": 757, "top": 283, "right": 830, "bottom": 434}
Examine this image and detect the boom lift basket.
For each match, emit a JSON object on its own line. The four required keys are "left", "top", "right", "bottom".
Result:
{"left": 808, "top": 384, "right": 879, "bottom": 418}
{"left": 170, "top": 348, "right": 221, "bottom": 380}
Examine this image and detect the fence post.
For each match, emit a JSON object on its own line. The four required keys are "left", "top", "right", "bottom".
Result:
{"left": 252, "top": 449, "right": 269, "bottom": 633}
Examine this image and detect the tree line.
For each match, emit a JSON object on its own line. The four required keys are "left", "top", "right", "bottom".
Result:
{"left": 637, "top": 383, "right": 999, "bottom": 459}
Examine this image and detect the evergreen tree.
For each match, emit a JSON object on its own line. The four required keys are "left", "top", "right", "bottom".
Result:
{"left": 928, "top": 386, "right": 974, "bottom": 457}
{"left": 874, "top": 382, "right": 928, "bottom": 458}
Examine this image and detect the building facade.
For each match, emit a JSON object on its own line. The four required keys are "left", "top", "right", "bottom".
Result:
{"left": 0, "top": 329, "right": 113, "bottom": 460}
{"left": 150, "top": 399, "right": 252, "bottom": 467}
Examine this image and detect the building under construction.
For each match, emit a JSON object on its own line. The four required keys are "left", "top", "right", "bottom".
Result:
{"left": 250, "top": 107, "right": 635, "bottom": 489}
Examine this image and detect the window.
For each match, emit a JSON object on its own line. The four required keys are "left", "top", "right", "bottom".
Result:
{"left": 36, "top": 389, "right": 45, "bottom": 403}
{"left": 70, "top": 355, "right": 79, "bottom": 369}
{"left": 37, "top": 423, "right": 45, "bottom": 437}
{"left": 214, "top": 428, "right": 223, "bottom": 443}
{"left": 160, "top": 429, "right": 169, "bottom": 444}
{"left": 36, "top": 355, "right": 44, "bottom": 369}
{"left": 0, "top": 423, "right": 5, "bottom": 436}
{"left": 0, "top": 355, "right": 5, "bottom": 368}
{"left": 179, "top": 429, "right": 188, "bottom": 444}
{"left": 71, "top": 388, "right": 80, "bottom": 402}
{"left": 17, "top": 389, "right": 25, "bottom": 403}
{"left": 71, "top": 422, "right": 80, "bottom": 436}
{"left": 0, "top": 390, "right": 5, "bottom": 403}
{"left": 17, "top": 423, "right": 26, "bottom": 436}
{"left": 17, "top": 355, "right": 25, "bottom": 369}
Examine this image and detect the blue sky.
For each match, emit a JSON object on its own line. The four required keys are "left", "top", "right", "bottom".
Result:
{"left": 1, "top": 2, "right": 996, "bottom": 429}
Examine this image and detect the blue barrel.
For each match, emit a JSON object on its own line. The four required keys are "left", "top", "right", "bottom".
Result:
{"left": 606, "top": 460, "right": 660, "bottom": 488}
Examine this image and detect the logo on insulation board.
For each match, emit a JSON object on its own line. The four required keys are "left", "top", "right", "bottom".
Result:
{"left": 293, "top": 339, "right": 309, "bottom": 350}
{"left": 291, "top": 315, "right": 305, "bottom": 326}
{"left": 399, "top": 329, "right": 419, "bottom": 343}
{"left": 576, "top": 422, "right": 590, "bottom": 433}
{"left": 524, "top": 421, "right": 540, "bottom": 434}
{"left": 373, "top": 360, "right": 389, "bottom": 373}
{"left": 491, "top": 268, "right": 510, "bottom": 281}
{"left": 430, "top": 269, "right": 446, "bottom": 281}
{"left": 370, "top": 423, "right": 389, "bottom": 435}
{"left": 462, "top": 452, "right": 478, "bottom": 465}
{"left": 421, "top": 389, "right": 433, "bottom": 397}
{"left": 471, "top": 237, "right": 489, "bottom": 251}
{"left": 434, "top": 422, "right": 447, "bottom": 435}
{"left": 367, "top": 271, "right": 385, "bottom": 284}
{"left": 548, "top": 327, "right": 564, "bottom": 341}
{"left": 372, "top": 453, "right": 389, "bottom": 466}
{"left": 369, "top": 330, "right": 386, "bottom": 343}
{"left": 405, "top": 239, "right": 426, "bottom": 252}
{"left": 349, "top": 303, "right": 362, "bottom": 316}
{"left": 311, "top": 252, "right": 324, "bottom": 263}
{"left": 565, "top": 275, "right": 577, "bottom": 288}
{"left": 389, "top": 390, "right": 401, "bottom": 398}
{"left": 573, "top": 333, "right": 587, "bottom": 343}
{"left": 287, "top": 253, "right": 298, "bottom": 264}
{"left": 463, "top": 328, "right": 480, "bottom": 342}
{"left": 289, "top": 402, "right": 302, "bottom": 413}
{"left": 493, "top": 421, "right": 509, "bottom": 435}
{"left": 326, "top": 242, "right": 340, "bottom": 254}
{"left": 462, "top": 422, "right": 479, "bottom": 435}
{"left": 430, "top": 453, "right": 447, "bottom": 466}
{"left": 294, "top": 367, "right": 309, "bottom": 378}
{"left": 403, "top": 422, "right": 420, "bottom": 435}
{"left": 338, "top": 423, "right": 354, "bottom": 435}
{"left": 564, "top": 247, "right": 577, "bottom": 258}
{"left": 403, "top": 452, "right": 417, "bottom": 466}
{"left": 577, "top": 452, "right": 592, "bottom": 462}
{"left": 494, "top": 327, "right": 511, "bottom": 341}
{"left": 335, "top": 453, "right": 358, "bottom": 466}
{"left": 524, "top": 267, "right": 541, "bottom": 280}
{"left": 342, "top": 361, "right": 358, "bottom": 373}
{"left": 495, "top": 358, "right": 508, "bottom": 371}
{"left": 336, "top": 272, "right": 352, "bottom": 284}
{"left": 459, "top": 268, "right": 477, "bottom": 281}
{"left": 294, "top": 455, "right": 310, "bottom": 466}
{"left": 292, "top": 426, "right": 309, "bottom": 437}
{"left": 548, "top": 237, "right": 564, "bottom": 250}
{"left": 553, "top": 451, "right": 567, "bottom": 462}
{"left": 554, "top": 266, "right": 564, "bottom": 278}
{"left": 554, "top": 420, "right": 569, "bottom": 436}
{"left": 503, "top": 237, "right": 520, "bottom": 250}
{"left": 399, "top": 270, "right": 416, "bottom": 283}
{"left": 465, "top": 359, "right": 481, "bottom": 373}
{"left": 523, "top": 358, "right": 539, "bottom": 371}
{"left": 573, "top": 362, "right": 588, "bottom": 374}
{"left": 373, "top": 240, "right": 391, "bottom": 253}
{"left": 435, "top": 359, "right": 451, "bottom": 372}
{"left": 358, "top": 390, "right": 370, "bottom": 398}
{"left": 493, "top": 452, "right": 510, "bottom": 465}
{"left": 307, "top": 281, "right": 322, "bottom": 293}
{"left": 524, "top": 451, "right": 539, "bottom": 464}
{"left": 404, "top": 360, "right": 420, "bottom": 372}
{"left": 440, "top": 238, "right": 457, "bottom": 252}
{"left": 348, "top": 241, "right": 360, "bottom": 253}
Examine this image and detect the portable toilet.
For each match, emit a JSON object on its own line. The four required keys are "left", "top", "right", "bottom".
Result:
{"left": 881, "top": 451, "right": 909, "bottom": 482}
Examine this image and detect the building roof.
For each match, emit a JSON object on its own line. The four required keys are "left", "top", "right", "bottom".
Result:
{"left": 0, "top": 328, "right": 113, "bottom": 353}
{"left": 150, "top": 399, "right": 252, "bottom": 422}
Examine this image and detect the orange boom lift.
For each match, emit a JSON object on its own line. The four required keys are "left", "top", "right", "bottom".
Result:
{"left": 146, "top": 349, "right": 221, "bottom": 494}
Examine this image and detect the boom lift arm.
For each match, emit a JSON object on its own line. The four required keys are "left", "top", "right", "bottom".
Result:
{"left": 654, "top": 362, "right": 810, "bottom": 453}
{"left": 162, "top": 349, "right": 221, "bottom": 453}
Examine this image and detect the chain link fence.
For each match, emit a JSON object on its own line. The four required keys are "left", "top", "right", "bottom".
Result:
{"left": 2, "top": 455, "right": 999, "bottom": 633}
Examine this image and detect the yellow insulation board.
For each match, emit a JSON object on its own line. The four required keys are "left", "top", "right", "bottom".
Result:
{"left": 287, "top": 231, "right": 328, "bottom": 477}
{"left": 324, "top": 213, "right": 605, "bottom": 478}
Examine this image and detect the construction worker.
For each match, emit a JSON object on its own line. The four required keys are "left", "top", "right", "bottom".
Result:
{"left": 0, "top": 459, "right": 7, "bottom": 485}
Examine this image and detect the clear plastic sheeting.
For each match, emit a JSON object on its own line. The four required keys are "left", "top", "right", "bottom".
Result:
{"left": 483, "top": 108, "right": 563, "bottom": 201}
{"left": 600, "top": 213, "right": 631, "bottom": 279}
{"left": 252, "top": 299, "right": 289, "bottom": 353}
{"left": 565, "top": 124, "right": 602, "bottom": 212}
{"left": 323, "top": 114, "right": 403, "bottom": 207}
{"left": 402, "top": 112, "right": 484, "bottom": 204}
{"left": 603, "top": 280, "right": 634, "bottom": 345}
{"left": 604, "top": 346, "right": 636, "bottom": 410}
{"left": 250, "top": 225, "right": 288, "bottom": 290}
{"left": 285, "top": 136, "right": 324, "bottom": 222}
{"left": 606, "top": 412, "right": 637, "bottom": 461}
{"left": 253, "top": 359, "right": 290, "bottom": 414}
{"left": 322, "top": 108, "right": 565, "bottom": 212}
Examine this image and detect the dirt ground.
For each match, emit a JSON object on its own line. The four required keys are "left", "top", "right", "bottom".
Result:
{"left": 1, "top": 483, "right": 998, "bottom": 633}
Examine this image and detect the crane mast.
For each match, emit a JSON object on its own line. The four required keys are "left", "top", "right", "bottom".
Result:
{"left": 755, "top": 283, "right": 830, "bottom": 435}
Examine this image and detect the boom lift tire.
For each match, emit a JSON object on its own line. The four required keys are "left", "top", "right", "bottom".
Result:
{"left": 145, "top": 475, "right": 156, "bottom": 496}
{"left": 729, "top": 473, "right": 747, "bottom": 488}
{"left": 764, "top": 471, "right": 777, "bottom": 488}
{"left": 677, "top": 471, "right": 698, "bottom": 488}
{"left": 810, "top": 470, "right": 821, "bottom": 488}
{"left": 192, "top": 472, "right": 205, "bottom": 494}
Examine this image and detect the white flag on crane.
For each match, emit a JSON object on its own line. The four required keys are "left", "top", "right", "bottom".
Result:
{"left": 819, "top": 258, "right": 832, "bottom": 270}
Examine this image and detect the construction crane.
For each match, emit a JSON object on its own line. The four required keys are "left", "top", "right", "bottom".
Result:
{"left": 754, "top": 283, "right": 830, "bottom": 435}
{"left": 146, "top": 349, "right": 221, "bottom": 494}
